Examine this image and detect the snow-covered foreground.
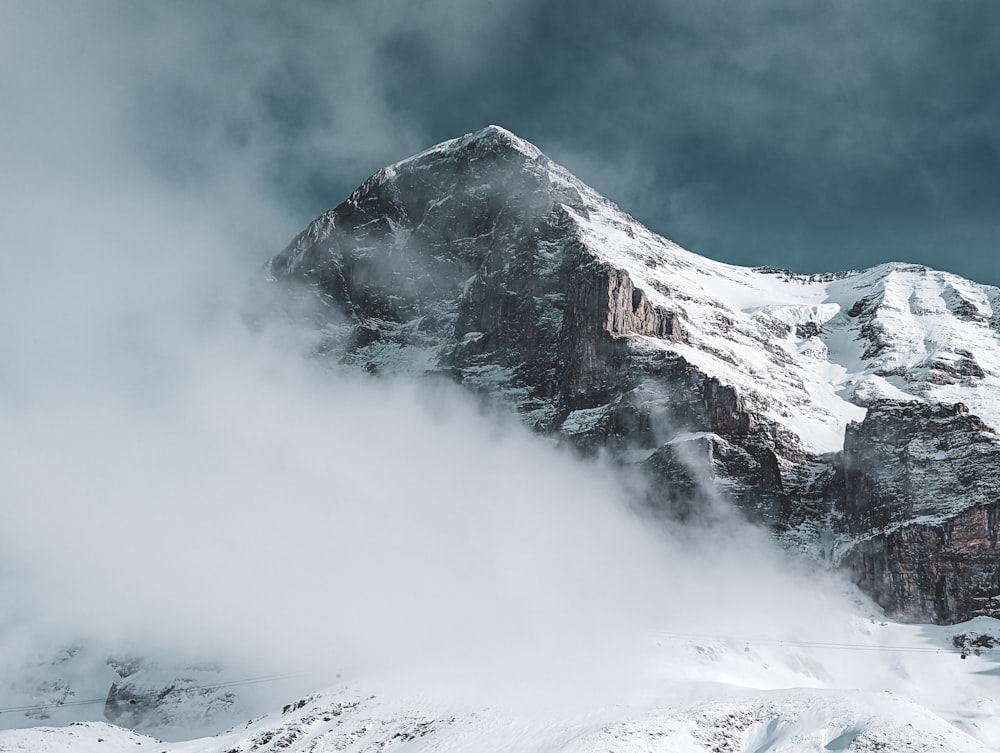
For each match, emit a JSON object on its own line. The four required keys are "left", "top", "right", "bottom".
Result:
{"left": 4, "top": 616, "right": 998, "bottom": 752}
{"left": 1, "top": 690, "right": 987, "bottom": 753}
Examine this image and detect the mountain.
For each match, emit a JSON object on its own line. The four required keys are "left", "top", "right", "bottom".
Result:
{"left": 6, "top": 125, "right": 1000, "bottom": 750}
{"left": 266, "top": 125, "right": 1000, "bottom": 625}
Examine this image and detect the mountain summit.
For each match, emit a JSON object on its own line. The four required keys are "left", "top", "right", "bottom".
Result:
{"left": 267, "top": 126, "right": 1000, "bottom": 624}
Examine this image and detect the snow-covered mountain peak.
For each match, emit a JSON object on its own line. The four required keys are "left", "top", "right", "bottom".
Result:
{"left": 435, "top": 123, "right": 543, "bottom": 160}
{"left": 269, "top": 126, "right": 1000, "bottom": 455}
{"left": 380, "top": 124, "right": 547, "bottom": 179}
{"left": 262, "top": 127, "right": 1000, "bottom": 624}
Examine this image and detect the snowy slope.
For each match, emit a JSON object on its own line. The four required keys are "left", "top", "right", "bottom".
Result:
{"left": 551, "top": 165, "right": 1000, "bottom": 455}
{"left": 5, "top": 616, "right": 1000, "bottom": 752}
{"left": 0, "top": 722, "right": 155, "bottom": 752}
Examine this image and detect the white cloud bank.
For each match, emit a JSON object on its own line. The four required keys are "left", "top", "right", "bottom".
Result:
{"left": 0, "top": 0, "right": 864, "bottom": 729}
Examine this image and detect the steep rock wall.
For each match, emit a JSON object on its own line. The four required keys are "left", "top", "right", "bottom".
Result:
{"left": 836, "top": 401, "right": 1000, "bottom": 622}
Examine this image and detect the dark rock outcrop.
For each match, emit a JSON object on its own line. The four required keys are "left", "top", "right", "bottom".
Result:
{"left": 835, "top": 401, "right": 1000, "bottom": 622}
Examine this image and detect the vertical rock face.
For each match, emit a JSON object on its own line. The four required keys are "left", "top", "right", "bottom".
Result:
{"left": 840, "top": 402, "right": 998, "bottom": 531}
{"left": 266, "top": 126, "right": 1000, "bottom": 624}
{"left": 836, "top": 401, "right": 1000, "bottom": 622}
{"left": 842, "top": 507, "right": 1000, "bottom": 623}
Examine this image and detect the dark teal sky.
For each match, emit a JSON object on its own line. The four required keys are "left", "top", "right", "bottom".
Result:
{"left": 6, "top": 1, "right": 999, "bottom": 286}
{"left": 364, "top": 1, "right": 1000, "bottom": 286}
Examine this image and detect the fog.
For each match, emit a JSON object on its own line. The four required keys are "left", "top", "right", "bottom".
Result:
{"left": 0, "top": 1, "right": 867, "bottom": 730}
{"left": 0, "top": 306, "right": 859, "bottom": 713}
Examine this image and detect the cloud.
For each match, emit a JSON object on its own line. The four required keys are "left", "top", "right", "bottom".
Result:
{"left": 8, "top": 0, "right": 998, "bottom": 287}
{"left": 0, "top": 303, "right": 860, "bottom": 710}
{"left": 0, "top": 0, "right": 887, "bottom": 733}
{"left": 357, "top": 0, "right": 1000, "bottom": 282}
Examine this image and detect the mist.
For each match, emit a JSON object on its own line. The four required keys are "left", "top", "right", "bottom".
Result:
{"left": 0, "top": 0, "right": 872, "bottom": 731}
{"left": 0, "top": 303, "right": 860, "bottom": 711}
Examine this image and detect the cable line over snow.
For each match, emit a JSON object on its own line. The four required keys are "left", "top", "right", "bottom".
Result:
{"left": 650, "top": 631, "right": 998, "bottom": 657}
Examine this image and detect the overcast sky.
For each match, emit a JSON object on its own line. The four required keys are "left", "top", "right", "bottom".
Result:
{"left": 5, "top": 1, "right": 996, "bottom": 286}
{"left": 10, "top": 0, "right": 998, "bottom": 285}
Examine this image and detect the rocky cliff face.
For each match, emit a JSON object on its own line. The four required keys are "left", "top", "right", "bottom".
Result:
{"left": 266, "top": 126, "right": 1000, "bottom": 624}
{"left": 837, "top": 401, "right": 1000, "bottom": 622}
